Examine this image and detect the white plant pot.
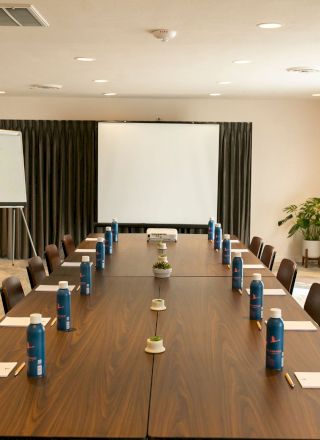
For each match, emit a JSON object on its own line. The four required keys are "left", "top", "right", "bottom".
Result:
{"left": 153, "top": 268, "right": 172, "bottom": 278}
{"left": 302, "top": 240, "right": 320, "bottom": 258}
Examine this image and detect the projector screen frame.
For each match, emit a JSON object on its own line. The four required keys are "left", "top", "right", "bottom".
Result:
{"left": 96, "top": 120, "right": 220, "bottom": 229}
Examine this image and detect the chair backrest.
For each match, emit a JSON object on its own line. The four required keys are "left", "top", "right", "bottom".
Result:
{"left": 304, "top": 283, "right": 320, "bottom": 326}
{"left": 260, "top": 245, "right": 276, "bottom": 270}
{"left": 249, "top": 236, "right": 264, "bottom": 257}
{"left": 27, "top": 256, "right": 46, "bottom": 289}
{"left": 61, "top": 234, "right": 75, "bottom": 258}
{"left": 276, "top": 258, "right": 297, "bottom": 294}
{"left": 44, "top": 244, "right": 61, "bottom": 274}
{"left": 1, "top": 276, "right": 25, "bottom": 313}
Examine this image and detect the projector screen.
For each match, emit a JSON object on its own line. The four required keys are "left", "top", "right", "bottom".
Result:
{"left": 0, "top": 130, "right": 27, "bottom": 206}
{"left": 98, "top": 122, "right": 219, "bottom": 224}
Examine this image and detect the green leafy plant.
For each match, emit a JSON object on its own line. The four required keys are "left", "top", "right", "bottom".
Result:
{"left": 278, "top": 197, "right": 320, "bottom": 240}
{"left": 153, "top": 261, "right": 172, "bottom": 270}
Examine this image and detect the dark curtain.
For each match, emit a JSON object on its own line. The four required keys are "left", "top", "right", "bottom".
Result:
{"left": 0, "top": 120, "right": 97, "bottom": 259}
{"left": 217, "top": 122, "right": 252, "bottom": 244}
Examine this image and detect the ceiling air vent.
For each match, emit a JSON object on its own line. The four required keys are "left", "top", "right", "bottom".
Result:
{"left": 0, "top": 4, "right": 49, "bottom": 26}
{"left": 286, "top": 66, "right": 320, "bottom": 74}
{"left": 30, "top": 84, "right": 62, "bottom": 90}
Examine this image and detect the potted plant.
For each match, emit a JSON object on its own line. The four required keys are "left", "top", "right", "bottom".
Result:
{"left": 278, "top": 197, "right": 320, "bottom": 258}
{"left": 153, "top": 260, "right": 172, "bottom": 278}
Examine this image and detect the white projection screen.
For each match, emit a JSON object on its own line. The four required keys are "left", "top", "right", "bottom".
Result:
{"left": 98, "top": 122, "right": 219, "bottom": 224}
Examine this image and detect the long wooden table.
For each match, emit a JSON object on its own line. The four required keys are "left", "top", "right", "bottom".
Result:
{"left": 0, "top": 232, "right": 318, "bottom": 439}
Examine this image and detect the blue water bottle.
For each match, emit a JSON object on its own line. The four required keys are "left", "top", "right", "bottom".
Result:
{"left": 214, "top": 223, "right": 222, "bottom": 250}
{"left": 222, "top": 234, "right": 231, "bottom": 265}
{"left": 232, "top": 252, "right": 243, "bottom": 290}
{"left": 250, "top": 273, "right": 264, "bottom": 320}
{"left": 96, "top": 237, "right": 105, "bottom": 270}
{"left": 105, "top": 226, "right": 113, "bottom": 255}
{"left": 80, "top": 255, "right": 92, "bottom": 295}
{"left": 112, "top": 218, "right": 119, "bottom": 243}
{"left": 27, "top": 313, "right": 46, "bottom": 378}
{"left": 208, "top": 217, "right": 215, "bottom": 241}
{"left": 266, "top": 308, "right": 284, "bottom": 371}
{"left": 57, "top": 281, "right": 71, "bottom": 331}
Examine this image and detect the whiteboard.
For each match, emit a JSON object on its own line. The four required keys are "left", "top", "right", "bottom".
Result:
{"left": 0, "top": 130, "right": 27, "bottom": 206}
{"left": 98, "top": 122, "right": 219, "bottom": 224}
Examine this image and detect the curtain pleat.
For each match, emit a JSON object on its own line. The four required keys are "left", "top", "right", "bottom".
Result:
{"left": 0, "top": 120, "right": 97, "bottom": 259}
{"left": 217, "top": 122, "right": 252, "bottom": 244}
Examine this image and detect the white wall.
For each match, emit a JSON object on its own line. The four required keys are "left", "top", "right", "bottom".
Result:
{"left": 1, "top": 96, "right": 319, "bottom": 260}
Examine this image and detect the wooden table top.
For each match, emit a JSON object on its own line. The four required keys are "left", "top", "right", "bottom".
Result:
{"left": 0, "top": 276, "right": 159, "bottom": 438}
{"left": 148, "top": 276, "right": 320, "bottom": 439}
{"left": 60, "top": 233, "right": 274, "bottom": 278}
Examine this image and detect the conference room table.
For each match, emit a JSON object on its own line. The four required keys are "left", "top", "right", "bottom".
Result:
{"left": 0, "top": 233, "right": 319, "bottom": 439}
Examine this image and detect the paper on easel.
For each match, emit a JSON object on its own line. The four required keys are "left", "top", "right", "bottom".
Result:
{"left": 0, "top": 362, "right": 17, "bottom": 377}
{"left": 295, "top": 372, "right": 320, "bottom": 388}
{"left": 35, "top": 285, "right": 75, "bottom": 292}
{"left": 0, "top": 317, "right": 51, "bottom": 327}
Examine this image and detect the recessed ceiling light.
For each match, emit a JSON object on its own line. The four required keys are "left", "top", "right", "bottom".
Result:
{"left": 233, "top": 59, "right": 252, "bottom": 64}
{"left": 217, "top": 81, "right": 231, "bottom": 85}
{"left": 257, "top": 23, "right": 282, "bottom": 29}
{"left": 0, "top": 91, "right": 6, "bottom": 94}
{"left": 75, "top": 57, "right": 96, "bottom": 62}
{"left": 103, "top": 92, "right": 117, "bottom": 96}
{"left": 312, "top": 93, "right": 320, "bottom": 97}
{"left": 93, "top": 79, "right": 108, "bottom": 83}
{"left": 209, "top": 93, "right": 221, "bottom": 96}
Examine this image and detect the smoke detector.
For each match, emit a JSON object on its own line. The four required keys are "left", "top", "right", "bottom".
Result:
{"left": 0, "top": 4, "right": 49, "bottom": 26}
{"left": 30, "top": 84, "right": 62, "bottom": 90}
{"left": 286, "top": 66, "right": 320, "bottom": 74}
{"left": 152, "top": 29, "right": 177, "bottom": 42}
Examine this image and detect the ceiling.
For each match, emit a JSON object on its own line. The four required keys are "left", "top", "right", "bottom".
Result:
{"left": 1, "top": 0, "right": 320, "bottom": 98}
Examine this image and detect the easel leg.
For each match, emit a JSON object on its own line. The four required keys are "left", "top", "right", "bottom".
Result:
{"left": 19, "top": 208, "right": 37, "bottom": 257}
{"left": 12, "top": 208, "right": 15, "bottom": 266}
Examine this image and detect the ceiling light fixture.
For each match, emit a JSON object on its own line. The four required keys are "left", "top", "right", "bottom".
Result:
{"left": 287, "top": 66, "right": 320, "bottom": 73}
{"left": 209, "top": 93, "right": 221, "bottom": 96}
{"left": 30, "top": 84, "right": 62, "bottom": 90}
{"left": 75, "top": 57, "right": 96, "bottom": 62}
{"left": 233, "top": 59, "right": 252, "bottom": 64}
{"left": 103, "top": 92, "right": 117, "bottom": 96}
{"left": 94, "top": 79, "right": 108, "bottom": 83}
{"left": 0, "top": 91, "right": 6, "bottom": 94}
{"left": 152, "top": 29, "right": 177, "bottom": 42}
{"left": 217, "top": 81, "right": 231, "bottom": 85}
{"left": 312, "top": 93, "right": 320, "bottom": 97}
{"left": 257, "top": 23, "right": 282, "bottom": 29}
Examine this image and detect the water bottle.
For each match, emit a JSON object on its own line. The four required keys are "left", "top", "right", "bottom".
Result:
{"left": 112, "top": 218, "right": 119, "bottom": 243}
{"left": 96, "top": 237, "right": 105, "bottom": 270}
{"left": 57, "top": 281, "right": 71, "bottom": 331}
{"left": 27, "top": 313, "right": 46, "bottom": 378}
{"left": 214, "top": 223, "right": 222, "bottom": 250}
{"left": 222, "top": 234, "right": 231, "bottom": 265}
{"left": 232, "top": 252, "right": 243, "bottom": 290}
{"left": 266, "top": 308, "right": 284, "bottom": 371}
{"left": 208, "top": 217, "right": 215, "bottom": 241}
{"left": 80, "top": 255, "right": 92, "bottom": 295}
{"left": 105, "top": 226, "right": 113, "bottom": 255}
{"left": 250, "top": 273, "right": 264, "bottom": 320}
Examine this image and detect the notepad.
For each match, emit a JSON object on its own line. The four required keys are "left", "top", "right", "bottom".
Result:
{"left": 0, "top": 362, "right": 17, "bottom": 377}
{"left": 243, "top": 264, "right": 265, "bottom": 269}
{"left": 295, "top": 372, "right": 320, "bottom": 388}
{"left": 0, "top": 317, "right": 51, "bottom": 327}
{"left": 75, "top": 249, "right": 96, "bottom": 253}
{"left": 85, "top": 238, "right": 98, "bottom": 241}
{"left": 230, "top": 240, "right": 240, "bottom": 243}
{"left": 35, "top": 285, "right": 75, "bottom": 292}
{"left": 246, "top": 288, "right": 286, "bottom": 296}
{"left": 231, "top": 249, "right": 249, "bottom": 253}
{"left": 264, "top": 320, "right": 317, "bottom": 331}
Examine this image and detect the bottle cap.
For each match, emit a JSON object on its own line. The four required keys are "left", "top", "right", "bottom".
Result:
{"left": 234, "top": 252, "right": 242, "bottom": 258}
{"left": 30, "top": 313, "right": 42, "bottom": 325}
{"left": 252, "top": 273, "right": 262, "bottom": 281}
{"left": 97, "top": 237, "right": 104, "bottom": 242}
{"left": 216, "top": 223, "right": 221, "bottom": 227}
{"left": 112, "top": 218, "right": 118, "bottom": 222}
{"left": 105, "top": 226, "right": 111, "bottom": 231}
{"left": 224, "top": 234, "right": 230, "bottom": 240}
{"left": 270, "top": 308, "right": 282, "bottom": 319}
{"left": 59, "top": 281, "right": 68, "bottom": 289}
{"left": 209, "top": 217, "right": 214, "bottom": 221}
{"left": 82, "top": 256, "right": 90, "bottom": 262}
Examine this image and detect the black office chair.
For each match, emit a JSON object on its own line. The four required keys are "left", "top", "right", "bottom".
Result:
{"left": 1, "top": 276, "right": 25, "bottom": 313}
{"left": 276, "top": 258, "right": 297, "bottom": 294}
{"left": 61, "top": 234, "right": 76, "bottom": 258}
{"left": 304, "top": 283, "right": 320, "bottom": 326}
{"left": 27, "top": 256, "right": 47, "bottom": 289}
{"left": 249, "top": 236, "right": 264, "bottom": 258}
{"left": 260, "top": 245, "right": 276, "bottom": 270}
{"left": 44, "top": 244, "right": 61, "bottom": 274}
